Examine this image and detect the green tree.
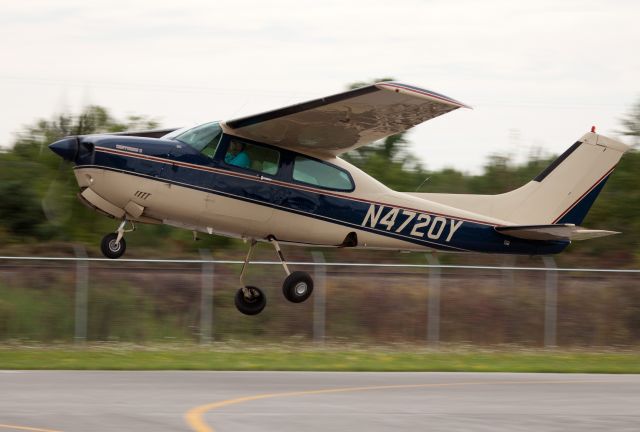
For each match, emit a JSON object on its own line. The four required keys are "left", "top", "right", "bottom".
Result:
{"left": 620, "top": 99, "right": 640, "bottom": 146}
{"left": 2, "top": 93, "right": 639, "bottom": 263}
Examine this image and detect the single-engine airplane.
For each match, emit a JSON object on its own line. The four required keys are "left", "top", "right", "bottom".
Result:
{"left": 49, "top": 82, "right": 630, "bottom": 315}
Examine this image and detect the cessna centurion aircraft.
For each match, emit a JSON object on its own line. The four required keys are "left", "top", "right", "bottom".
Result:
{"left": 49, "top": 82, "right": 630, "bottom": 315}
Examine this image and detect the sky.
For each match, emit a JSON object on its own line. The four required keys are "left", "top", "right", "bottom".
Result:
{"left": 1, "top": 0, "right": 638, "bottom": 173}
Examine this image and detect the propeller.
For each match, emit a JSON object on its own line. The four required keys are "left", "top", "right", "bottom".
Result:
{"left": 41, "top": 157, "right": 75, "bottom": 227}
{"left": 43, "top": 135, "right": 94, "bottom": 227}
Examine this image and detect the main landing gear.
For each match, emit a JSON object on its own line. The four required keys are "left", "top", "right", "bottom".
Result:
{"left": 100, "top": 219, "right": 135, "bottom": 259}
{"left": 234, "top": 237, "right": 314, "bottom": 315}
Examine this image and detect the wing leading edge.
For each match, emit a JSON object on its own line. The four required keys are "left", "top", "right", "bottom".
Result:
{"left": 222, "top": 82, "right": 469, "bottom": 156}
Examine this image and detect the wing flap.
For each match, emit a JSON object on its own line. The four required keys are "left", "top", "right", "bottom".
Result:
{"left": 223, "top": 82, "right": 468, "bottom": 155}
{"left": 495, "top": 224, "right": 619, "bottom": 241}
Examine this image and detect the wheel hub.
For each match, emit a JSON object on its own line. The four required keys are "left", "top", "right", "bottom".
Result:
{"left": 108, "top": 240, "right": 121, "bottom": 252}
{"left": 294, "top": 282, "right": 307, "bottom": 296}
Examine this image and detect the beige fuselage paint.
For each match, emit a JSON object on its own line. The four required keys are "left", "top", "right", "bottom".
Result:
{"left": 73, "top": 131, "right": 628, "bottom": 251}
{"left": 73, "top": 160, "right": 501, "bottom": 251}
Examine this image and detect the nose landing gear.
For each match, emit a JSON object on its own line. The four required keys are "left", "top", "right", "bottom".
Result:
{"left": 234, "top": 236, "right": 314, "bottom": 315}
{"left": 100, "top": 219, "right": 135, "bottom": 259}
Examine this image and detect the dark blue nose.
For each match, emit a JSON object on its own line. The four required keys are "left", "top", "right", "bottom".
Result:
{"left": 49, "top": 137, "right": 78, "bottom": 161}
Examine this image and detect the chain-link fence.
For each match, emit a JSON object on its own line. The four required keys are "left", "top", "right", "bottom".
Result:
{"left": 0, "top": 252, "right": 639, "bottom": 347}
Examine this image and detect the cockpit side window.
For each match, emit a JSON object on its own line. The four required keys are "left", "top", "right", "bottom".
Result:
{"left": 223, "top": 138, "right": 280, "bottom": 175}
{"left": 174, "top": 122, "right": 222, "bottom": 157}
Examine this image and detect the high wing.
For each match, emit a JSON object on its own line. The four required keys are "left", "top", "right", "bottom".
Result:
{"left": 222, "top": 82, "right": 469, "bottom": 156}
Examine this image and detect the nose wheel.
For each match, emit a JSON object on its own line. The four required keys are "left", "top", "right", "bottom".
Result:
{"left": 233, "top": 237, "right": 314, "bottom": 315}
{"left": 100, "top": 233, "right": 127, "bottom": 259}
{"left": 100, "top": 219, "right": 135, "bottom": 259}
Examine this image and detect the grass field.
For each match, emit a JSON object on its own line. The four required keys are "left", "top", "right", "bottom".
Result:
{"left": 1, "top": 344, "right": 639, "bottom": 373}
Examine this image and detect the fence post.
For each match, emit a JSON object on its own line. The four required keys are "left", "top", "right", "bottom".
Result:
{"left": 199, "top": 249, "right": 214, "bottom": 344}
{"left": 543, "top": 256, "right": 557, "bottom": 347}
{"left": 73, "top": 245, "right": 88, "bottom": 344}
{"left": 502, "top": 256, "right": 516, "bottom": 343}
{"left": 426, "top": 253, "right": 441, "bottom": 346}
{"left": 311, "top": 251, "right": 326, "bottom": 344}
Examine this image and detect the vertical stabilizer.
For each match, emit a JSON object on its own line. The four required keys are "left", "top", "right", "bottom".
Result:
{"left": 411, "top": 132, "right": 630, "bottom": 225}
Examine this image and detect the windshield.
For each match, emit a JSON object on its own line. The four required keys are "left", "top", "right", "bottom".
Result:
{"left": 174, "top": 122, "right": 223, "bottom": 157}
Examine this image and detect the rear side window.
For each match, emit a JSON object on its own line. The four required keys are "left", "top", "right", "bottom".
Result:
{"left": 293, "top": 156, "right": 354, "bottom": 191}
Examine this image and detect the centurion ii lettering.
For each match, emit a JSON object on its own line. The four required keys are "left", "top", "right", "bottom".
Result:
{"left": 361, "top": 204, "right": 464, "bottom": 242}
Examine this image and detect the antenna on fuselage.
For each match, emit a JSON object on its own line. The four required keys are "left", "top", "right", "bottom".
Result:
{"left": 415, "top": 176, "right": 431, "bottom": 192}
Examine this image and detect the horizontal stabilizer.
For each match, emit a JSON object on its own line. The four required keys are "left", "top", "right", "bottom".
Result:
{"left": 495, "top": 224, "right": 619, "bottom": 241}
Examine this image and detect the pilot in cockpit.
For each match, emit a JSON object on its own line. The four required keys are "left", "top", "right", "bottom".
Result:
{"left": 224, "top": 140, "right": 251, "bottom": 169}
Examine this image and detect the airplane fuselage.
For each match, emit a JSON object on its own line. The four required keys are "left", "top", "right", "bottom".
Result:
{"left": 71, "top": 133, "right": 568, "bottom": 255}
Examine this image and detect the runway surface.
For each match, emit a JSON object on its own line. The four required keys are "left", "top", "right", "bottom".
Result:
{"left": 1, "top": 371, "right": 639, "bottom": 431}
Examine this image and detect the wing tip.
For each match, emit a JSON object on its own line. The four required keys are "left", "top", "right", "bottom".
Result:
{"left": 375, "top": 81, "right": 472, "bottom": 109}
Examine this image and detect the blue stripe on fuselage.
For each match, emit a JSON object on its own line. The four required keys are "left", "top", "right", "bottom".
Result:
{"left": 84, "top": 141, "right": 568, "bottom": 255}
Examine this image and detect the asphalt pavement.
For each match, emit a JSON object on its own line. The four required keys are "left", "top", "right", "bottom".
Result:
{"left": 1, "top": 371, "right": 639, "bottom": 431}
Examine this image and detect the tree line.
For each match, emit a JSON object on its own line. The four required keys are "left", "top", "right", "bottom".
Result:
{"left": 1, "top": 95, "right": 638, "bottom": 264}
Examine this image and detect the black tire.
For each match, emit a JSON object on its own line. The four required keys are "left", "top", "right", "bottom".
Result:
{"left": 235, "top": 286, "right": 267, "bottom": 315}
{"left": 100, "top": 233, "right": 126, "bottom": 259}
{"left": 282, "top": 271, "right": 314, "bottom": 303}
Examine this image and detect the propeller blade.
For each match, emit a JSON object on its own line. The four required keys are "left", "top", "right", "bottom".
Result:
{"left": 42, "top": 148, "right": 76, "bottom": 226}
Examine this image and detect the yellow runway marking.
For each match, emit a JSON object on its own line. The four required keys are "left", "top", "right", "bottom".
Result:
{"left": 185, "top": 379, "right": 611, "bottom": 432}
{"left": 0, "top": 425, "right": 63, "bottom": 432}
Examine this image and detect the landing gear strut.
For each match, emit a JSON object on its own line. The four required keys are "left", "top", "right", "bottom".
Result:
{"left": 233, "top": 237, "right": 314, "bottom": 315}
{"left": 100, "top": 219, "right": 135, "bottom": 259}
